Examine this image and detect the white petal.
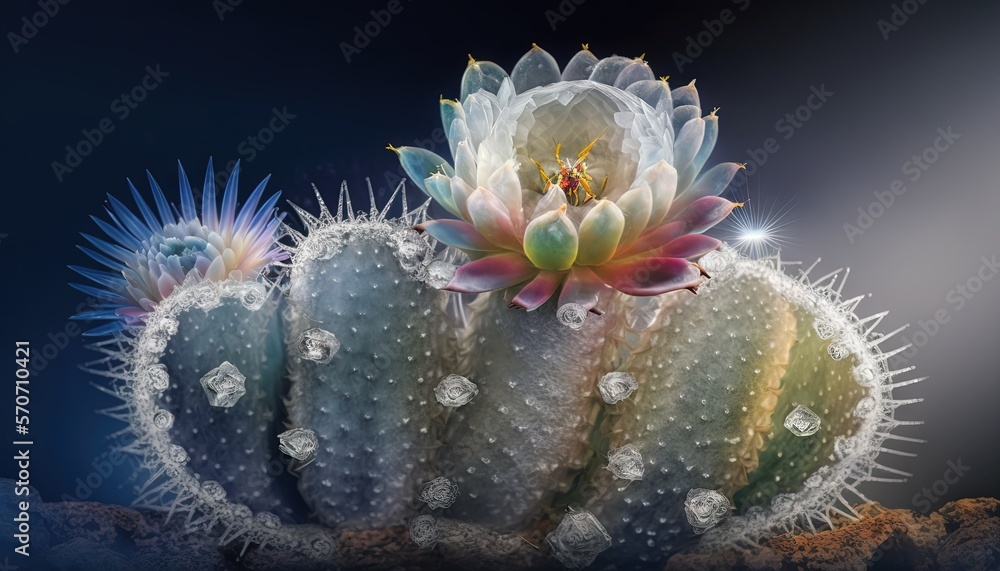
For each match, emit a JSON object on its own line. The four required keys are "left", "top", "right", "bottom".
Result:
{"left": 631, "top": 160, "right": 677, "bottom": 227}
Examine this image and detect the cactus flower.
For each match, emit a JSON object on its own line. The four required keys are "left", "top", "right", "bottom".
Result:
{"left": 399, "top": 44, "right": 744, "bottom": 312}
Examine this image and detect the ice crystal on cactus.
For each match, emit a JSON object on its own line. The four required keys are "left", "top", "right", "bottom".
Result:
{"left": 396, "top": 44, "right": 744, "bottom": 313}
{"left": 545, "top": 509, "right": 613, "bottom": 569}
{"left": 420, "top": 477, "right": 460, "bottom": 510}
{"left": 409, "top": 515, "right": 438, "bottom": 548}
{"left": 684, "top": 488, "right": 732, "bottom": 534}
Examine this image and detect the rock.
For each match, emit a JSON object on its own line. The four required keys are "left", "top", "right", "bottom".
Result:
{"left": 44, "top": 537, "right": 137, "bottom": 570}
{"left": 18, "top": 496, "right": 1000, "bottom": 570}
{"left": 937, "top": 498, "right": 1000, "bottom": 571}
{"left": 666, "top": 498, "right": 1000, "bottom": 571}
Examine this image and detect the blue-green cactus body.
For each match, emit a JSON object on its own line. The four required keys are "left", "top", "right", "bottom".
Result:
{"left": 159, "top": 294, "right": 294, "bottom": 517}
{"left": 285, "top": 220, "right": 450, "bottom": 528}
{"left": 436, "top": 294, "right": 625, "bottom": 530}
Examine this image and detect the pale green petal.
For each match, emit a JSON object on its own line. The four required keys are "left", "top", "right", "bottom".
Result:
{"left": 523, "top": 206, "right": 578, "bottom": 271}
{"left": 615, "top": 185, "right": 653, "bottom": 246}
{"left": 576, "top": 200, "right": 625, "bottom": 266}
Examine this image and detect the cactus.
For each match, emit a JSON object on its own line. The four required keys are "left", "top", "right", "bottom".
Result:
{"left": 71, "top": 44, "right": 924, "bottom": 569}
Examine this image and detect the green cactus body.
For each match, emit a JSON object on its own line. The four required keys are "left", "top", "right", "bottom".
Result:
{"left": 583, "top": 267, "right": 798, "bottom": 564}
{"left": 734, "top": 305, "right": 866, "bottom": 513}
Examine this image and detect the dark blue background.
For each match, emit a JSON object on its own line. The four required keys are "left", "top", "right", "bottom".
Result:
{"left": 2, "top": 0, "right": 998, "bottom": 512}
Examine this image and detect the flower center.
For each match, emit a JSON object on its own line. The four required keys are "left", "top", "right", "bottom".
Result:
{"left": 530, "top": 136, "right": 608, "bottom": 207}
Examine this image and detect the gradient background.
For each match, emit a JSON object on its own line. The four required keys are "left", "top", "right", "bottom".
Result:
{"left": 2, "top": 0, "right": 998, "bottom": 517}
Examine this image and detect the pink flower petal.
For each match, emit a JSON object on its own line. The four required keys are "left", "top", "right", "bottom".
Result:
{"left": 591, "top": 257, "right": 703, "bottom": 296}
{"left": 615, "top": 221, "right": 686, "bottom": 259}
{"left": 445, "top": 253, "right": 539, "bottom": 293}
{"left": 673, "top": 196, "right": 739, "bottom": 234}
{"left": 654, "top": 234, "right": 721, "bottom": 259}
{"left": 468, "top": 187, "right": 522, "bottom": 251}
{"left": 558, "top": 266, "right": 611, "bottom": 314}
{"left": 416, "top": 220, "right": 499, "bottom": 252}
{"left": 510, "top": 270, "right": 566, "bottom": 311}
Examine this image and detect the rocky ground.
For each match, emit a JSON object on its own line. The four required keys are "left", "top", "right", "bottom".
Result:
{"left": 1, "top": 489, "right": 997, "bottom": 570}
{"left": 667, "top": 498, "right": 1000, "bottom": 571}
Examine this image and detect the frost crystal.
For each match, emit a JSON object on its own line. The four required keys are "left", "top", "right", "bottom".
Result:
{"left": 310, "top": 537, "right": 333, "bottom": 557}
{"left": 699, "top": 250, "right": 729, "bottom": 273}
{"left": 240, "top": 282, "right": 268, "bottom": 310}
{"left": 827, "top": 341, "right": 850, "bottom": 361}
{"left": 784, "top": 404, "right": 821, "bottom": 436}
{"left": 556, "top": 303, "right": 587, "bottom": 330}
{"left": 853, "top": 364, "right": 878, "bottom": 387}
{"left": 278, "top": 428, "right": 319, "bottom": 462}
{"left": 409, "top": 515, "right": 438, "bottom": 548}
{"left": 200, "top": 361, "right": 247, "bottom": 408}
{"left": 854, "top": 396, "right": 877, "bottom": 417}
{"left": 545, "top": 509, "right": 612, "bottom": 569}
{"left": 152, "top": 409, "right": 174, "bottom": 430}
{"left": 425, "top": 261, "right": 457, "bottom": 289}
{"left": 295, "top": 328, "right": 340, "bottom": 365}
{"left": 255, "top": 512, "right": 281, "bottom": 529}
{"left": 684, "top": 488, "right": 731, "bottom": 534}
{"left": 395, "top": 234, "right": 427, "bottom": 274}
{"left": 834, "top": 435, "right": 858, "bottom": 458}
{"left": 202, "top": 480, "right": 226, "bottom": 500}
{"left": 144, "top": 364, "right": 170, "bottom": 392}
{"left": 598, "top": 371, "right": 638, "bottom": 404}
{"left": 142, "top": 333, "right": 168, "bottom": 354}
{"left": 167, "top": 444, "right": 188, "bottom": 464}
{"left": 770, "top": 493, "right": 796, "bottom": 515}
{"left": 433, "top": 374, "right": 478, "bottom": 407}
{"left": 194, "top": 285, "right": 221, "bottom": 310}
{"left": 813, "top": 318, "right": 838, "bottom": 339}
{"left": 606, "top": 444, "right": 644, "bottom": 481}
{"left": 419, "top": 477, "right": 459, "bottom": 510}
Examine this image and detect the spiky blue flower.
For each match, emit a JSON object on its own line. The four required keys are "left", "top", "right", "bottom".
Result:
{"left": 70, "top": 159, "right": 287, "bottom": 336}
